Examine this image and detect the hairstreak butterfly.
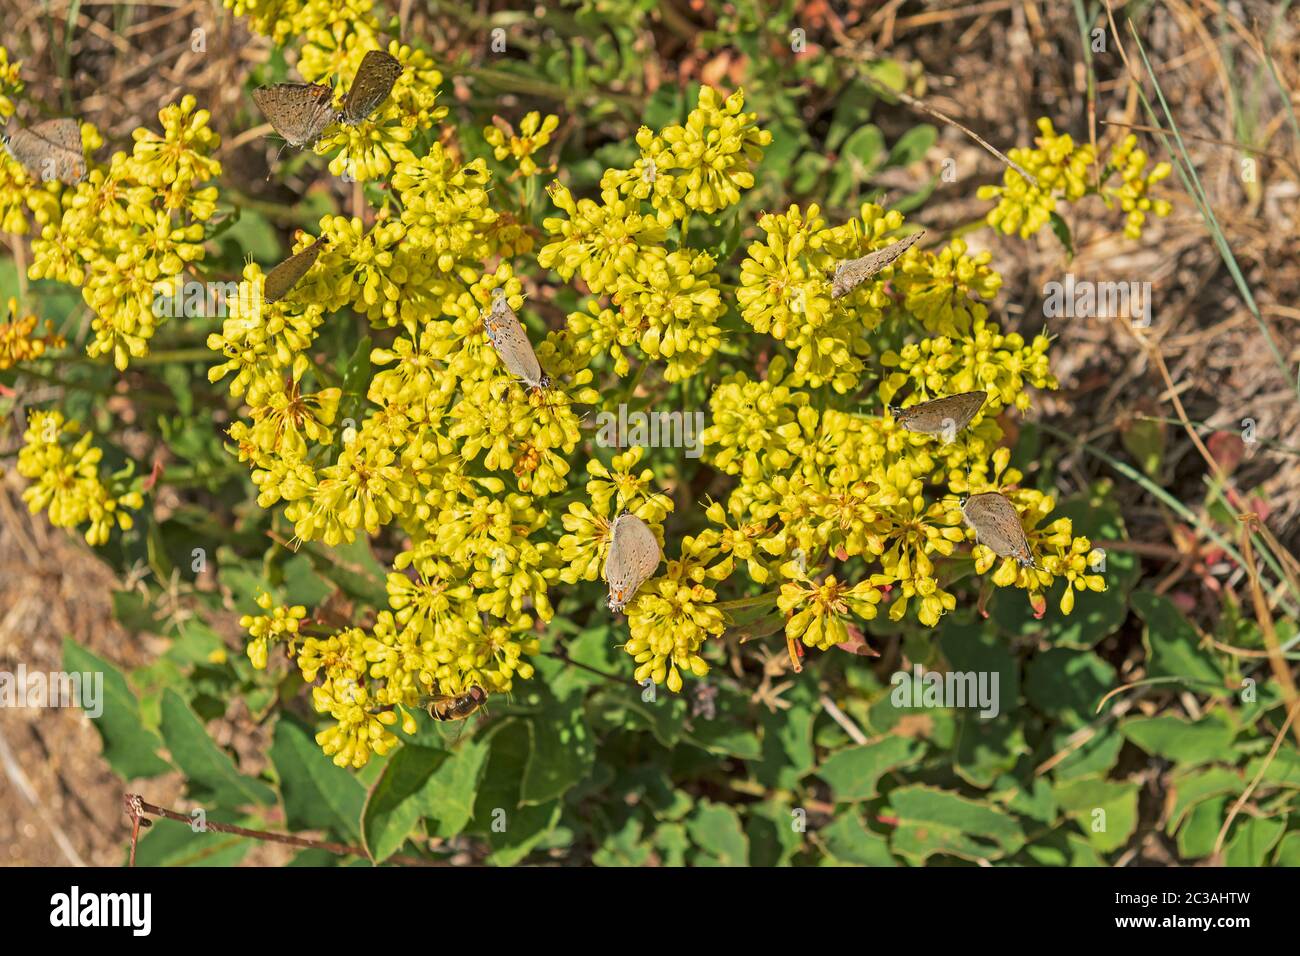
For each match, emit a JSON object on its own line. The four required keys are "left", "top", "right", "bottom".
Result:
{"left": 831, "top": 230, "right": 924, "bottom": 299}
{"left": 340, "top": 50, "right": 403, "bottom": 125}
{"left": 482, "top": 292, "right": 551, "bottom": 390}
{"left": 604, "top": 510, "right": 662, "bottom": 613}
{"left": 1, "top": 118, "right": 86, "bottom": 184}
{"left": 960, "top": 492, "right": 1039, "bottom": 568}
{"left": 252, "top": 82, "right": 337, "bottom": 148}
{"left": 890, "top": 390, "right": 987, "bottom": 444}
{"left": 264, "top": 235, "right": 329, "bottom": 304}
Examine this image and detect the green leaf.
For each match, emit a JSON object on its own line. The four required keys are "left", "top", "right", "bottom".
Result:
{"left": 1224, "top": 816, "right": 1286, "bottom": 866}
{"left": 762, "top": 118, "right": 805, "bottom": 181}
{"left": 815, "top": 736, "right": 923, "bottom": 802}
{"left": 1053, "top": 776, "right": 1139, "bottom": 853}
{"left": 62, "top": 638, "right": 171, "bottom": 779}
{"left": 216, "top": 206, "right": 279, "bottom": 263}
{"left": 826, "top": 80, "right": 878, "bottom": 152}
{"left": 111, "top": 589, "right": 163, "bottom": 635}
{"left": 829, "top": 124, "right": 884, "bottom": 204}
{"left": 1047, "top": 725, "right": 1125, "bottom": 781}
{"left": 1023, "top": 830, "right": 1105, "bottom": 867}
{"left": 686, "top": 801, "right": 749, "bottom": 866}
{"left": 1273, "top": 830, "right": 1300, "bottom": 865}
{"left": 270, "top": 719, "right": 366, "bottom": 843}
{"left": 682, "top": 684, "right": 761, "bottom": 759}
{"left": 888, "top": 785, "right": 1025, "bottom": 863}
{"left": 885, "top": 124, "right": 936, "bottom": 168}
{"left": 841, "top": 124, "right": 885, "bottom": 169}
{"left": 593, "top": 816, "right": 652, "bottom": 866}
{"left": 604, "top": 685, "right": 688, "bottom": 748}
{"left": 951, "top": 717, "right": 1029, "bottom": 789}
{"left": 792, "top": 151, "right": 832, "bottom": 197}
{"left": 298, "top": 536, "right": 389, "bottom": 609}
{"left": 424, "top": 738, "right": 492, "bottom": 839}
{"left": 361, "top": 744, "right": 441, "bottom": 863}
{"left": 1132, "top": 591, "right": 1227, "bottom": 690}
{"left": 1120, "top": 417, "right": 1166, "bottom": 479}
{"left": 745, "top": 798, "right": 803, "bottom": 866}
{"left": 653, "top": 821, "right": 690, "bottom": 867}
{"left": 1047, "top": 211, "right": 1074, "bottom": 257}
{"left": 755, "top": 696, "right": 815, "bottom": 789}
{"left": 281, "top": 553, "right": 333, "bottom": 607}
{"left": 820, "top": 811, "right": 895, "bottom": 866}
{"left": 159, "top": 689, "right": 275, "bottom": 807}
{"left": 1166, "top": 766, "right": 1243, "bottom": 834}
{"left": 1120, "top": 713, "right": 1235, "bottom": 765}
{"left": 471, "top": 720, "right": 562, "bottom": 865}
{"left": 862, "top": 58, "right": 907, "bottom": 96}
{"left": 939, "top": 617, "right": 1021, "bottom": 710}
{"left": 1177, "top": 795, "right": 1228, "bottom": 859}
{"left": 998, "top": 774, "right": 1056, "bottom": 823}
{"left": 1244, "top": 748, "right": 1300, "bottom": 788}
{"left": 522, "top": 688, "right": 594, "bottom": 805}
{"left": 1024, "top": 648, "right": 1115, "bottom": 727}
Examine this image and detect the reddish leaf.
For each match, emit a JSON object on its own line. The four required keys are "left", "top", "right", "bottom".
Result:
{"left": 836, "top": 624, "right": 880, "bottom": 658}
{"left": 1206, "top": 431, "right": 1245, "bottom": 476}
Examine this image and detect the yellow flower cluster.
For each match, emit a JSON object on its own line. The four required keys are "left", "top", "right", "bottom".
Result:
{"left": 204, "top": 27, "right": 616, "bottom": 764}
{"left": 226, "top": 0, "right": 447, "bottom": 182}
{"left": 545, "top": 87, "right": 767, "bottom": 381}
{"left": 0, "top": 297, "right": 64, "bottom": 369}
{"left": 241, "top": 591, "right": 307, "bottom": 669}
{"left": 1101, "top": 134, "right": 1173, "bottom": 240}
{"left": 964, "top": 447, "right": 1106, "bottom": 614}
{"left": 737, "top": 202, "right": 906, "bottom": 392}
{"left": 485, "top": 112, "right": 560, "bottom": 178}
{"left": 16, "top": 410, "right": 143, "bottom": 546}
{"left": 979, "top": 117, "right": 1171, "bottom": 240}
{"left": 6, "top": 0, "right": 1109, "bottom": 762}
{"left": 313, "top": 40, "right": 448, "bottom": 182}
{"left": 0, "top": 84, "right": 221, "bottom": 370}
{"left": 699, "top": 288, "right": 1094, "bottom": 662}
{"left": 0, "top": 46, "right": 21, "bottom": 120}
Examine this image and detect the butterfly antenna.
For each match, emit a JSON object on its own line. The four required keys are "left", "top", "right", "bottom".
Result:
{"left": 266, "top": 140, "right": 289, "bottom": 181}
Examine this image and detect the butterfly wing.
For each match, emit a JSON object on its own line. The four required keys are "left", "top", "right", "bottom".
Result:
{"left": 484, "top": 297, "right": 546, "bottom": 386}
{"left": 341, "top": 51, "right": 403, "bottom": 125}
{"left": 252, "top": 83, "right": 337, "bottom": 147}
{"left": 605, "top": 513, "right": 662, "bottom": 611}
{"left": 963, "top": 493, "right": 1032, "bottom": 562}
{"left": 831, "top": 230, "right": 924, "bottom": 299}
{"left": 5, "top": 119, "right": 86, "bottom": 184}
{"left": 264, "top": 236, "right": 328, "bottom": 304}
{"left": 897, "top": 390, "right": 987, "bottom": 436}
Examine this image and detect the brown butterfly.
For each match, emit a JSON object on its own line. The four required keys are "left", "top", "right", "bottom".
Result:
{"left": 339, "top": 50, "right": 403, "bottom": 125}
{"left": 252, "top": 83, "right": 338, "bottom": 148}
{"left": 1, "top": 118, "right": 86, "bottom": 184}
{"left": 263, "top": 235, "right": 329, "bottom": 304}
{"left": 482, "top": 294, "right": 551, "bottom": 390}
{"left": 960, "top": 492, "right": 1038, "bottom": 568}
{"left": 604, "top": 511, "right": 662, "bottom": 612}
{"left": 831, "top": 230, "right": 925, "bottom": 299}
{"left": 890, "top": 391, "right": 987, "bottom": 443}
